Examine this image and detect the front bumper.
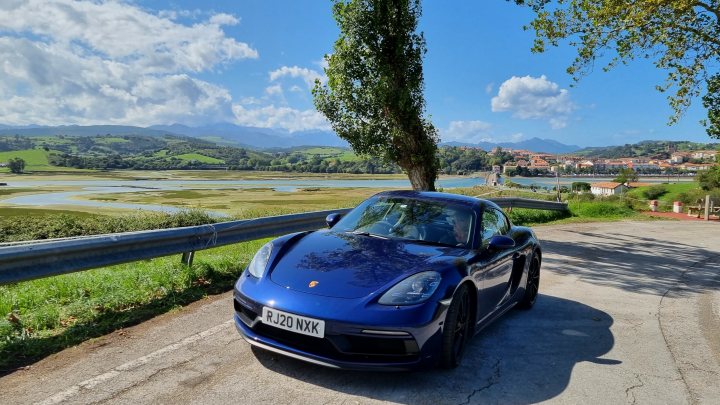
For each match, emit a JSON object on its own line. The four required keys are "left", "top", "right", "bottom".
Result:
{"left": 233, "top": 291, "right": 449, "bottom": 371}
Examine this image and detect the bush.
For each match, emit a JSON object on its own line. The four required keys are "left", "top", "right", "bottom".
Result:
{"left": 508, "top": 208, "right": 571, "bottom": 226}
{"left": 571, "top": 182, "right": 591, "bottom": 192}
{"left": 697, "top": 166, "right": 720, "bottom": 191}
{"left": 571, "top": 201, "right": 635, "bottom": 218}
{"left": 677, "top": 188, "right": 720, "bottom": 206}
{"left": 573, "top": 193, "right": 596, "bottom": 202}
{"left": 642, "top": 185, "right": 668, "bottom": 200}
{"left": 0, "top": 209, "right": 218, "bottom": 242}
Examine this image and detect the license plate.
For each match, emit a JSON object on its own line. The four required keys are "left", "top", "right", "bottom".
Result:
{"left": 261, "top": 307, "right": 325, "bottom": 338}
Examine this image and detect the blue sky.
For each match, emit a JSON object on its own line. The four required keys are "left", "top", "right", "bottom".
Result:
{"left": 0, "top": 0, "right": 713, "bottom": 147}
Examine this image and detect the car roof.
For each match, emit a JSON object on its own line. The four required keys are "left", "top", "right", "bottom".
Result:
{"left": 373, "top": 190, "right": 501, "bottom": 210}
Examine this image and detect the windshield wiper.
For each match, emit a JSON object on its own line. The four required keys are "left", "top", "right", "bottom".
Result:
{"left": 404, "top": 239, "right": 460, "bottom": 248}
{"left": 349, "top": 230, "right": 388, "bottom": 239}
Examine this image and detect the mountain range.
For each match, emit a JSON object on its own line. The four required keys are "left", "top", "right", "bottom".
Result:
{"left": 442, "top": 138, "right": 581, "bottom": 154}
{"left": 0, "top": 123, "right": 581, "bottom": 153}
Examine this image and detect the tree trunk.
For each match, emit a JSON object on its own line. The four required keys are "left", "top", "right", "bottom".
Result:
{"left": 406, "top": 162, "right": 437, "bottom": 191}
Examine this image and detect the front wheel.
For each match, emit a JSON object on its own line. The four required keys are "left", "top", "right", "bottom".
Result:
{"left": 518, "top": 254, "right": 540, "bottom": 310}
{"left": 440, "top": 284, "right": 471, "bottom": 369}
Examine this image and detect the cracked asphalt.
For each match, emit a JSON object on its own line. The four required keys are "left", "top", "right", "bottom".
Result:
{"left": 1, "top": 221, "right": 719, "bottom": 404}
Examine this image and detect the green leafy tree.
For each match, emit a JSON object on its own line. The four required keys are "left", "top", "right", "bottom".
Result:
{"left": 571, "top": 181, "right": 591, "bottom": 192}
{"left": 703, "top": 73, "right": 720, "bottom": 139}
{"left": 313, "top": 0, "right": 439, "bottom": 190}
{"left": 8, "top": 157, "right": 25, "bottom": 174}
{"left": 515, "top": 0, "right": 720, "bottom": 138}
{"left": 697, "top": 165, "right": 720, "bottom": 190}
{"left": 613, "top": 168, "right": 638, "bottom": 184}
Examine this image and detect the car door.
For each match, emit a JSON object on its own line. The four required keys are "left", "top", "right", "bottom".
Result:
{"left": 474, "top": 208, "right": 516, "bottom": 320}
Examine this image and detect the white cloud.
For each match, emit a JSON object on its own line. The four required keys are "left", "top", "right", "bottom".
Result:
{"left": 441, "top": 120, "right": 525, "bottom": 144}
{"left": 491, "top": 75, "right": 575, "bottom": 129}
{"left": 232, "top": 104, "right": 330, "bottom": 132}
{"left": 509, "top": 133, "right": 524, "bottom": 142}
{"left": 209, "top": 13, "right": 240, "bottom": 26}
{"left": 265, "top": 84, "right": 284, "bottom": 96}
{"left": 269, "top": 66, "right": 325, "bottom": 89}
{"left": 442, "top": 120, "right": 493, "bottom": 143}
{"left": 314, "top": 57, "right": 330, "bottom": 70}
{"left": 0, "top": 0, "right": 256, "bottom": 126}
{"left": 485, "top": 83, "right": 494, "bottom": 95}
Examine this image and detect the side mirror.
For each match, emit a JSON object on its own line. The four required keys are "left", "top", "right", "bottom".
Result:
{"left": 488, "top": 235, "right": 515, "bottom": 250}
{"left": 326, "top": 213, "right": 342, "bottom": 228}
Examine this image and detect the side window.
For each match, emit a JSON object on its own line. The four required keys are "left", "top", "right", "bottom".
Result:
{"left": 481, "top": 209, "right": 500, "bottom": 244}
{"left": 495, "top": 210, "right": 510, "bottom": 235}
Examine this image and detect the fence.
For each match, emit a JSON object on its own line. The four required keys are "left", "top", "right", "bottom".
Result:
{"left": 0, "top": 198, "right": 567, "bottom": 286}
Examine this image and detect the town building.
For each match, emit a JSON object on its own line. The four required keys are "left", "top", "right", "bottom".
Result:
{"left": 590, "top": 182, "right": 628, "bottom": 196}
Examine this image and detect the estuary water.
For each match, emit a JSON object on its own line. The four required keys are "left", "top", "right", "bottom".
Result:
{"left": 0, "top": 175, "right": 692, "bottom": 214}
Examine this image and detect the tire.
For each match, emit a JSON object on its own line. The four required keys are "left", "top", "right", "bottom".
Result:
{"left": 518, "top": 253, "right": 540, "bottom": 310}
{"left": 440, "top": 284, "right": 471, "bottom": 369}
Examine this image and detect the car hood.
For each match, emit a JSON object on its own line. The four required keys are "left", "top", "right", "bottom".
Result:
{"left": 269, "top": 230, "right": 467, "bottom": 299}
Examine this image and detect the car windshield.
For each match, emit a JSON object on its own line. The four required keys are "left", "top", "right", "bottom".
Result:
{"left": 333, "top": 196, "right": 475, "bottom": 247}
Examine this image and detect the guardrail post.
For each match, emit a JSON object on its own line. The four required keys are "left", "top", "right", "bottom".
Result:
{"left": 705, "top": 195, "right": 711, "bottom": 221}
{"left": 181, "top": 251, "right": 195, "bottom": 266}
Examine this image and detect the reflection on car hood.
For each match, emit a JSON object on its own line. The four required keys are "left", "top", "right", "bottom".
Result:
{"left": 269, "top": 230, "right": 467, "bottom": 299}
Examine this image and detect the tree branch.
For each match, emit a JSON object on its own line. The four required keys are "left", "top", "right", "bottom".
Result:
{"left": 693, "top": 1, "right": 720, "bottom": 21}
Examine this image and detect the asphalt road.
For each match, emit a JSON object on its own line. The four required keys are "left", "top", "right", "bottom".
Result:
{"left": 1, "top": 221, "right": 719, "bottom": 404}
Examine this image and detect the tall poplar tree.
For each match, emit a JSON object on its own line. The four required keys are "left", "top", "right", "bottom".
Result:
{"left": 313, "top": 0, "right": 439, "bottom": 190}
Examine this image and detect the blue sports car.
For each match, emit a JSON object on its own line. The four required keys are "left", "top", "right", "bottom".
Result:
{"left": 233, "top": 191, "right": 541, "bottom": 370}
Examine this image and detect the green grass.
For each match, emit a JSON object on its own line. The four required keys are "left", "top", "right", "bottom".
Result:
{"left": 94, "top": 137, "right": 130, "bottom": 144}
{"left": 300, "top": 147, "right": 345, "bottom": 155}
{"left": 0, "top": 148, "right": 90, "bottom": 172}
{"left": 0, "top": 209, "right": 218, "bottom": 243}
{"left": 337, "top": 150, "right": 360, "bottom": 162}
{"left": 296, "top": 147, "right": 360, "bottom": 162}
{"left": 0, "top": 207, "right": 98, "bottom": 218}
{"left": 0, "top": 240, "right": 265, "bottom": 372}
{"left": 174, "top": 153, "right": 225, "bottom": 164}
{"left": 0, "top": 149, "right": 50, "bottom": 166}
{"left": 625, "top": 182, "right": 701, "bottom": 211}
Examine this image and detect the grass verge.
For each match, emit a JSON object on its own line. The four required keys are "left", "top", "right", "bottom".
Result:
{"left": 0, "top": 240, "right": 265, "bottom": 373}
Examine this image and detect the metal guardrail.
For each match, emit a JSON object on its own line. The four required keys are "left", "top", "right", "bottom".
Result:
{"left": 0, "top": 209, "right": 351, "bottom": 286}
{"left": 0, "top": 197, "right": 567, "bottom": 286}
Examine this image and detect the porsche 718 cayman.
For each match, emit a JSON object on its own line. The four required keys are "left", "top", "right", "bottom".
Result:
{"left": 233, "top": 191, "right": 541, "bottom": 370}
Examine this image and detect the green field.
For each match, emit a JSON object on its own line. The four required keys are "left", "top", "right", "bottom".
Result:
{"left": 299, "top": 146, "right": 360, "bottom": 162}
{"left": 0, "top": 149, "right": 50, "bottom": 167}
{"left": 174, "top": 153, "right": 225, "bottom": 164}
{"left": 0, "top": 148, "right": 90, "bottom": 172}
{"left": 94, "top": 137, "right": 130, "bottom": 144}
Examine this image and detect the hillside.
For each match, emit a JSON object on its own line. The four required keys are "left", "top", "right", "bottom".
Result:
{"left": 0, "top": 134, "right": 269, "bottom": 171}
{"left": 574, "top": 140, "right": 720, "bottom": 158}
{"left": 441, "top": 137, "right": 581, "bottom": 154}
{"left": 0, "top": 124, "right": 348, "bottom": 149}
{"left": 0, "top": 134, "right": 505, "bottom": 175}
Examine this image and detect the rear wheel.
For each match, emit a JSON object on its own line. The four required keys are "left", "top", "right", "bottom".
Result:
{"left": 519, "top": 254, "right": 540, "bottom": 309}
{"left": 440, "top": 284, "right": 471, "bottom": 369}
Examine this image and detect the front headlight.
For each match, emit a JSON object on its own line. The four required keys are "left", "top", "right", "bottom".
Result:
{"left": 378, "top": 271, "right": 442, "bottom": 305}
{"left": 247, "top": 242, "right": 273, "bottom": 278}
